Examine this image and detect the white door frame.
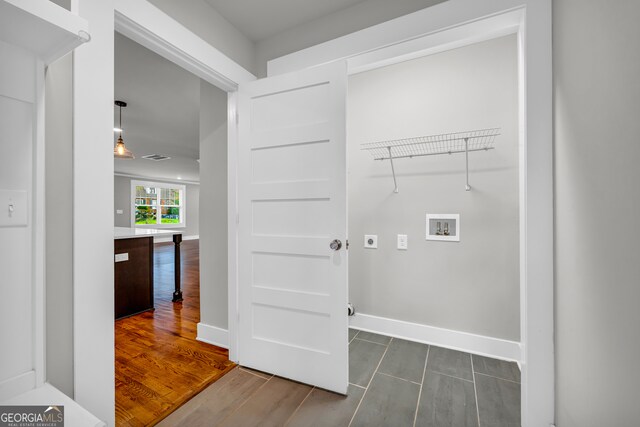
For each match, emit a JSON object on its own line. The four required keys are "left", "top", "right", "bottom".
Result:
{"left": 76, "top": 1, "right": 551, "bottom": 425}
{"left": 267, "top": 2, "right": 553, "bottom": 426}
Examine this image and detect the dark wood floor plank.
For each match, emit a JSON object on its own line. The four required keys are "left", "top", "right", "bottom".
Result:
{"left": 115, "top": 240, "right": 235, "bottom": 427}
{"left": 472, "top": 355, "right": 521, "bottom": 383}
{"left": 286, "top": 384, "right": 365, "bottom": 427}
{"left": 349, "top": 338, "right": 387, "bottom": 387}
{"left": 475, "top": 374, "right": 521, "bottom": 426}
{"left": 426, "top": 347, "right": 473, "bottom": 381}
{"left": 158, "top": 368, "right": 267, "bottom": 427}
{"left": 350, "top": 373, "right": 420, "bottom": 427}
{"left": 415, "top": 371, "right": 478, "bottom": 427}
{"left": 378, "top": 338, "right": 428, "bottom": 383}
{"left": 218, "top": 376, "right": 312, "bottom": 427}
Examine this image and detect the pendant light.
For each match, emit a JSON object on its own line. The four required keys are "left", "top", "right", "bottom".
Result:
{"left": 114, "top": 100, "right": 135, "bottom": 159}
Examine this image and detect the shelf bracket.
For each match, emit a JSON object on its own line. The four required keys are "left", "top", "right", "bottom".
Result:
{"left": 387, "top": 146, "right": 399, "bottom": 193}
{"left": 464, "top": 137, "right": 471, "bottom": 191}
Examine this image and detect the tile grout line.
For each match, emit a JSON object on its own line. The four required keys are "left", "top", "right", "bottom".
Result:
{"left": 283, "top": 386, "right": 315, "bottom": 427}
{"left": 473, "top": 371, "right": 521, "bottom": 385}
{"left": 238, "top": 366, "right": 273, "bottom": 381}
{"left": 470, "top": 354, "right": 481, "bottom": 427}
{"left": 376, "top": 371, "right": 422, "bottom": 386}
{"left": 349, "top": 383, "right": 367, "bottom": 390}
{"left": 412, "top": 345, "right": 430, "bottom": 427}
{"left": 352, "top": 337, "right": 389, "bottom": 347}
{"left": 347, "top": 337, "right": 392, "bottom": 427}
{"left": 214, "top": 370, "right": 274, "bottom": 425}
{"left": 348, "top": 329, "right": 359, "bottom": 345}
{"left": 427, "top": 370, "right": 475, "bottom": 384}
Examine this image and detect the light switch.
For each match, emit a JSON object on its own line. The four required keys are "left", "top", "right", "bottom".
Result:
{"left": 364, "top": 234, "right": 378, "bottom": 249}
{"left": 115, "top": 253, "right": 129, "bottom": 263}
{"left": 0, "top": 189, "right": 28, "bottom": 227}
{"left": 397, "top": 234, "right": 408, "bottom": 250}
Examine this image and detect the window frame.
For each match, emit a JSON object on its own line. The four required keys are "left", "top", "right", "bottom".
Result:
{"left": 130, "top": 179, "right": 186, "bottom": 229}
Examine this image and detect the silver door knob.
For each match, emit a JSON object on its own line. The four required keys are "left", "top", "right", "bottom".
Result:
{"left": 330, "top": 239, "right": 342, "bottom": 251}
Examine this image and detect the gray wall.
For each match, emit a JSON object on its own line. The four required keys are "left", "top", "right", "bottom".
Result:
{"left": 554, "top": 1, "right": 640, "bottom": 425}
{"left": 199, "top": 81, "right": 229, "bottom": 329}
{"left": 114, "top": 175, "right": 200, "bottom": 238}
{"left": 45, "top": 57, "right": 74, "bottom": 397}
{"left": 147, "top": 0, "right": 256, "bottom": 75}
{"left": 348, "top": 35, "right": 520, "bottom": 341}
{"left": 45, "top": 0, "right": 73, "bottom": 400}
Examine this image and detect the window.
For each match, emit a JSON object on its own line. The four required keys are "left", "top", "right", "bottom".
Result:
{"left": 131, "top": 180, "right": 186, "bottom": 228}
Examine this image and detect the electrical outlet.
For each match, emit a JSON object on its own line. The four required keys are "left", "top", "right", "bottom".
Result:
{"left": 116, "top": 209, "right": 123, "bottom": 215}
{"left": 397, "top": 234, "right": 408, "bottom": 250}
{"left": 364, "top": 234, "right": 378, "bottom": 249}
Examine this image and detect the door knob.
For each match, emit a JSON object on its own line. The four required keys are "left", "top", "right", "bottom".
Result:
{"left": 330, "top": 239, "right": 342, "bottom": 251}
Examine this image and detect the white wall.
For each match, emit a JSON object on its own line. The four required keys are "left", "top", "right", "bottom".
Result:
{"left": 255, "top": 0, "right": 445, "bottom": 77}
{"left": 113, "top": 175, "right": 200, "bottom": 238}
{"left": 198, "top": 80, "right": 228, "bottom": 330}
{"left": 554, "top": 0, "right": 640, "bottom": 425}
{"left": 147, "top": 0, "right": 256, "bottom": 75}
{"left": 348, "top": 35, "right": 519, "bottom": 341}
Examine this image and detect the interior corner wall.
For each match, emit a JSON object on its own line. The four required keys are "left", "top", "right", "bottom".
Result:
{"left": 348, "top": 35, "right": 520, "bottom": 341}
{"left": 255, "top": 0, "right": 446, "bottom": 77}
{"left": 199, "top": 80, "right": 228, "bottom": 329}
{"left": 146, "top": 0, "right": 256, "bottom": 76}
{"left": 554, "top": 1, "right": 640, "bottom": 425}
{"left": 44, "top": 53, "right": 74, "bottom": 398}
{"left": 113, "top": 175, "right": 200, "bottom": 238}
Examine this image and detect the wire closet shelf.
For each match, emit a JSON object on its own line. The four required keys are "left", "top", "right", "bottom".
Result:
{"left": 361, "top": 128, "right": 500, "bottom": 193}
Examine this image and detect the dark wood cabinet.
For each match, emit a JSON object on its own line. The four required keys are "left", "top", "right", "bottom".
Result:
{"left": 114, "top": 236, "right": 154, "bottom": 319}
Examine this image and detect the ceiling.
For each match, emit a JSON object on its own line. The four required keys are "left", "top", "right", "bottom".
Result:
{"left": 203, "top": 0, "right": 366, "bottom": 41}
{"left": 114, "top": 32, "right": 202, "bottom": 182}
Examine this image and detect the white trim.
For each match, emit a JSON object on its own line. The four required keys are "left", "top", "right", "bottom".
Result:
{"left": 33, "top": 59, "right": 46, "bottom": 389}
{"left": 153, "top": 234, "right": 199, "bottom": 243}
{"left": 196, "top": 323, "right": 229, "bottom": 349}
{"left": 350, "top": 313, "right": 521, "bottom": 362}
{"left": 227, "top": 92, "right": 239, "bottom": 362}
{"left": 266, "top": 2, "right": 554, "bottom": 425}
{"left": 0, "top": 371, "right": 36, "bottom": 403}
{"left": 114, "top": 172, "right": 199, "bottom": 186}
{"left": 114, "top": 0, "right": 255, "bottom": 92}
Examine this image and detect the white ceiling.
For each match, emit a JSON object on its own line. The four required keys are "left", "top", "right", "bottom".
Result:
{"left": 203, "top": 0, "right": 366, "bottom": 41}
{"left": 114, "top": 32, "right": 202, "bottom": 182}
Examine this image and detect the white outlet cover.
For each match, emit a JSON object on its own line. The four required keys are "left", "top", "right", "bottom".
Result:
{"left": 364, "top": 234, "right": 378, "bottom": 249}
{"left": 114, "top": 253, "right": 129, "bottom": 263}
{"left": 397, "top": 234, "right": 408, "bottom": 250}
{"left": 116, "top": 209, "right": 124, "bottom": 215}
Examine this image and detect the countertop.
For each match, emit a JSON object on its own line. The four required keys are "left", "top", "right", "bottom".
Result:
{"left": 114, "top": 227, "right": 181, "bottom": 240}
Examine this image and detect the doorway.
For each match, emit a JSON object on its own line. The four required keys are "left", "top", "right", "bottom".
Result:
{"left": 112, "top": 32, "right": 233, "bottom": 426}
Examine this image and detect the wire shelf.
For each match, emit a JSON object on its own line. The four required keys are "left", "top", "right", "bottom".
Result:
{"left": 361, "top": 128, "right": 500, "bottom": 160}
{"left": 360, "top": 128, "right": 500, "bottom": 193}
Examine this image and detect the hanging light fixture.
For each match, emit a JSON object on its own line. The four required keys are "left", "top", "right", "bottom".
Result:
{"left": 114, "top": 100, "right": 135, "bottom": 159}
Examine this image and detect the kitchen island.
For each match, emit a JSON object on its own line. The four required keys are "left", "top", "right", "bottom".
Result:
{"left": 114, "top": 227, "right": 183, "bottom": 319}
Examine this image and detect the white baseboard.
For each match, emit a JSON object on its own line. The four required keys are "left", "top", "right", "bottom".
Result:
{"left": 197, "top": 322, "right": 229, "bottom": 349}
{"left": 349, "top": 313, "right": 521, "bottom": 362}
{"left": 0, "top": 370, "right": 36, "bottom": 402}
{"left": 153, "top": 234, "right": 199, "bottom": 243}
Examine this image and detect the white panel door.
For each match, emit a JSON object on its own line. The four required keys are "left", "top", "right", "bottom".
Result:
{"left": 237, "top": 62, "right": 348, "bottom": 393}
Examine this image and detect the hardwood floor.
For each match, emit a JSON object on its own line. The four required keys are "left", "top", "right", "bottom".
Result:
{"left": 115, "top": 240, "right": 235, "bottom": 427}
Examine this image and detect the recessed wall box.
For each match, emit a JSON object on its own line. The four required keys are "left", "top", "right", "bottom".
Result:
{"left": 426, "top": 214, "right": 460, "bottom": 242}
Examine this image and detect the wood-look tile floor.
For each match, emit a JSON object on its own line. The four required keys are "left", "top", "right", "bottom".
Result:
{"left": 115, "top": 240, "right": 235, "bottom": 427}
{"left": 158, "top": 330, "right": 521, "bottom": 427}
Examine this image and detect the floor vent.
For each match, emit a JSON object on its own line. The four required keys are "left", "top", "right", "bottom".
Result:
{"left": 141, "top": 154, "right": 171, "bottom": 161}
